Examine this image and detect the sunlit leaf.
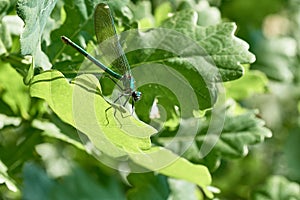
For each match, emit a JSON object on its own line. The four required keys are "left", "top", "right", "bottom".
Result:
{"left": 154, "top": 2, "right": 172, "bottom": 26}
{"left": 129, "top": 147, "right": 213, "bottom": 198}
{"left": 0, "top": 62, "right": 31, "bottom": 119}
{"left": 29, "top": 70, "right": 156, "bottom": 158}
{"left": 225, "top": 66, "right": 268, "bottom": 100}
{"left": 29, "top": 70, "right": 212, "bottom": 194}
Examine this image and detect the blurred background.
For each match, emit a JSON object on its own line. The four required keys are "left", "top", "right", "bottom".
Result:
{"left": 216, "top": 0, "right": 300, "bottom": 198}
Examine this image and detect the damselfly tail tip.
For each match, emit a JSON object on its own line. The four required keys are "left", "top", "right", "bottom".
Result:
{"left": 61, "top": 36, "right": 69, "bottom": 44}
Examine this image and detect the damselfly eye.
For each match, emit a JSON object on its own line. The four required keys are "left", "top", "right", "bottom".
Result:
{"left": 132, "top": 91, "right": 142, "bottom": 102}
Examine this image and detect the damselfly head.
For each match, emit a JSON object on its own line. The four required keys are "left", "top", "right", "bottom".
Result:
{"left": 132, "top": 91, "right": 142, "bottom": 102}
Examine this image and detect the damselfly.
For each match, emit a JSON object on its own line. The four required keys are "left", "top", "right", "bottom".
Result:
{"left": 61, "top": 3, "right": 141, "bottom": 110}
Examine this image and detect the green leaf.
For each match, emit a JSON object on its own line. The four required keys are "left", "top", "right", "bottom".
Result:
{"left": 0, "top": 160, "right": 18, "bottom": 192}
{"left": 225, "top": 66, "right": 268, "bottom": 100}
{"left": 123, "top": 10, "right": 255, "bottom": 123}
{"left": 197, "top": 109, "right": 272, "bottom": 159}
{"left": 29, "top": 70, "right": 156, "bottom": 158}
{"left": 32, "top": 120, "right": 85, "bottom": 151}
{"left": 0, "top": 61, "right": 31, "bottom": 119}
{"left": 168, "top": 178, "right": 203, "bottom": 200}
{"left": 161, "top": 11, "right": 255, "bottom": 81}
{"left": 16, "top": 0, "right": 57, "bottom": 69}
{"left": 52, "top": 4, "right": 256, "bottom": 126}
{"left": 154, "top": 2, "right": 172, "bottom": 26}
{"left": 130, "top": 1, "right": 153, "bottom": 28}
{"left": 251, "top": 176, "right": 300, "bottom": 200}
{"left": 29, "top": 71, "right": 212, "bottom": 193}
{"left": 127, "top": 173, "right": 170, "bottom": 200}
{"left": 157, "top": 105, "right": 272, "bottom": 171}
{"left": 129, "top": 147, "right": 213, "bottom": 198}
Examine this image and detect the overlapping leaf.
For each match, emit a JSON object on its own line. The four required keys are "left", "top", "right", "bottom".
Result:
{"left": 29, "top": 70, "right": 213, "bottom": 196}
{"left": 14, "top": 1, "right": 264, "bottom": 198}
{"left": 29, "top": 70, "right": 156, "bottom": 157}
{"left": 199, "top": 110, "right": 272, "bottom": 158}
{"left": 16, "top": 0, "right": 57, "bottom": 69}
{"left": 157, "top": 107, "right": 272, "bottom": 170}
{"left": 122, "top": 10, "right": 256, "bottom": 123}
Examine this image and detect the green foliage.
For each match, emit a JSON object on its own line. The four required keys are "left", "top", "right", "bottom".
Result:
{"left": 127, "top": 173, "right": 169, "bottom": 200}
{"left": 225, "top": 66, "right": 268, "bottom": 100}
{"left": 23, "top": 162, "right": 126, "bottom": 200}
{"left": 30, "top": 70, "right": 156, "bottom": 155}
{"left": 0, "top": 160, "right": 18, "bottom": 192}
{"left": 252, "top": 176, "right": 300, "bottom": 200}
{"left": 160, "top": 11, "right": 255, "bottom": 82}
{"left": 158, "top": 103, "right": 272, "bottom": 171}
{"left": 0, "top": 62, "right": 31, "bottom": 118}
{"left": 17, "top": 0, "right": 57, "bottom": 70}
{"left": 252, "top": 36, "right": 297, "bottom": 82}
{"left": 29, "top": 54, "right": 212, "bottom": 197}
{"left": 0, "top": 0, "right": 299, "bottom": 199}
{"left": 129, "top": 147, "right": 212, "bottom": 197}
{"left": 220, "top": 0, "right": 285, "bottom": 38}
